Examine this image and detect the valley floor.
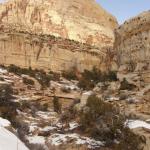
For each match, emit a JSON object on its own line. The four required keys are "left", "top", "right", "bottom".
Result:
{"left": 0, "top": 67, "right": 149, "bottom": 150}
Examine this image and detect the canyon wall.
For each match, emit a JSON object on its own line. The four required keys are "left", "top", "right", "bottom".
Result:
{"left": 0, "top": 0, "right": 118, "bottom": 72}
{"left": 0, "top": 0, "right": 118, "bottom": 47}
{"left": 0, "top": 31, "right": 113, "bottom": 72}
{"left": 114, "top": 11, "right": 150, "bottom": 85}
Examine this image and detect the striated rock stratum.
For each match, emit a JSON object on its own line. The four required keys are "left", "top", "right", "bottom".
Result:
{"left": 114, "top": 10, "right": 150, "bottom": 86}
{"left": 0, "top": 0, "right": 117, "bottom": 46}
{"left": 0, "top": 0, "right": 118, "bottom": 72}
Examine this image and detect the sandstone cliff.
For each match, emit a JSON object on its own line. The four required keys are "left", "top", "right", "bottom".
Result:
{"left": 0, "top": 0, "right": 117, "bottom": 47}
{"left": 114, "top": 10, "right": 150, "bottom": 86}
{"left": 0, "top": 32, "right": 109, "bottom": 72}
{"left": 0, "top": 0, "right": 118, "bottom": 72}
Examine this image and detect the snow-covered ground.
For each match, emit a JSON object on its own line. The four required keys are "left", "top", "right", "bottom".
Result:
{"left": 36, "top": 111, "right": 58, "bottom": 120}
{"left": 27, "top": 135, "right": 45, "bottom": 145}
{"left": 0, "top": 117, "right": 11, "bottom": 127}
{"left": 0, "top": 117, "right": 29, "bottom": 150}
{"left": 0, "top": 68, "right": 7, "bottom": 74}
{"left": 49, "top": 133, "right": 104, "bottom": 149}
{"left": 69, "top": 121, "right": 79, "bottom": 130}
{"left": 0, "top": 127, "right": 29, "bottom": 150}
{"left": 126, "top": 120, "right": 150, "bottom": 129}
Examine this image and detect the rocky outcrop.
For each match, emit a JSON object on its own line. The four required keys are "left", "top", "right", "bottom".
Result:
{"left": 0, "top": 0, "right": 117, "bottom": 47}
{"left": 0, "top": 0, "right": 118, "bottom": 72}
{"left": 114, "top": 11, "right": 150, "bottom": 86}
{"left": 0, "top": 31, "right": 113, "bottom": 72}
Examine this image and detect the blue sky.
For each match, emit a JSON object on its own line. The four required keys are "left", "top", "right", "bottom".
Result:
{"left": 97, "top": 0, "right": 150, "bottom": 24}
{"left": 0, "top": 0, "right": 4, "bottom": 3}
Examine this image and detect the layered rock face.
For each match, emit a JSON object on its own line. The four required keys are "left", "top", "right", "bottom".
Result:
{"left": 0, "top": 32, "right": 109, "bottom": 72}
{"left": 0, "top": 0, "right": 118, "bottom": 72}
{"left": 0, "top": 0, "right": 118, "bottom": 47}
{"left": 114, "top": 11, "right": 150, "bottom": 87}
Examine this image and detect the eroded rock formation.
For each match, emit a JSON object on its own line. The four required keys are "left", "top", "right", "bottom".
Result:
{"left": 0, "top": 31, "right": 115, "bottom": 72}
{"left": 114, "top": 10, "right": 150, "bottom": 88}
{"left": 0, "top": 0, "right": 118, "bottom": 72}
{"left": 0, "top": 0, "right": 118, "bottom": 47}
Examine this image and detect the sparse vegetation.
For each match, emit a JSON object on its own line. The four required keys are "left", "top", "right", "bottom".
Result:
{"left": 49, "top": 71, "right": 60, "bottom": 81}
{"left": 0, "top": 77, "right": 4, "bottom": 81}
{"left": 4, "top": 65, "right": 118, "bottom": 90}
{"left": 80, "top": 94, "right": 119, "bottom": 130}
{"left": 53, "top": 96, "right": 62, "bottom": 114}
{"left": 6, "top": 65, "right": 53, "bottom": 88}
{"left": 42, "top": 103, "right": 49, "bottom": 111}
{"left": 17, "top": 121, "right": 29, "bottom": 141}
{"left": 78, "top": 77, "right": 95, "bottom": 90}
{"left": 128, "top": 60, "right": 136, "bottom": 72}
{"left": 0, "top": 99, "right": 20, "bottom": 128}
{"left": 114, "top": 127, "right": 145, "bottom": 150}
{"left": 0, "top": 63, "right": 146, "bottom": 150}
{"left": 79, "top": 95, "right": 145, "bottom": 149}
{"left": 23, "top": 77, "right": 34, "bottom": 85}
{"left": 120, "top": 78, "right": 136, "bottom": 90}
{"left": 78, "top": 67, "right": 117, "bottom": 90}
{"left": 0, "top": 83, "right": 13, "bottom": 100}
{"left": 28, "top": 144, "right": 46, "bottom": 150}
{"left": 60, "top": 100, "right": 79, "bottom": 124}
{"left": 62, "top": 66, "right": 77, "bottom": 80}
{"left": 21, "top": 100, "right": 49, "bottom": 112}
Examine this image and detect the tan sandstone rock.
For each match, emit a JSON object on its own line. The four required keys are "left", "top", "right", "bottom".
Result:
{"left": 0, "top": 0, "right": 117, "bottom": 47}
{"left": 114, "top": 11, "right": 150, "bottom": 87}
{"left": 0, "top": 0, "right": 118, "bottom": 72}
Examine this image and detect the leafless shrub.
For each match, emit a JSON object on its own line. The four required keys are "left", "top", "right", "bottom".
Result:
{"left": 28, "top": 144, "right": 46, "bottom": 150}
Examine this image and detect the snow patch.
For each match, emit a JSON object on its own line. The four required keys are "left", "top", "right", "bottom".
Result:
{"left": 69, "top": 122, "right": 79, "bottom": 130}
{"left": 106, "top": 97, "right": 119, "bottom": 101}
{"left": 36, "top": 111, "right": 57, "bottom": 120}
{"left": 49, "top": 133, "right": 104, "bottom": 149}
{"left": 29, "top": 124, "right": 38, "bottom": 133}
{"left": 83, "top": 91, "right": 93, "bottom": 96}
{"left": 0, "top": 127, "right": 29, "bottom": 150}
{"left": 40, "top": 126, "right": 57, "bottom": 132}
{"left": 64, "top": 85, "right": 79, "bottom": 90}
{"left": 27, "top": 136, "right": 45, "bottom": 144}
{"left": 0, "top": 117, "right": 11, "bottom": 127}
{"left": 0, "top": 68, "right": 7, "bottom": 74}
{"left": 56, "top": 122, "right": 63, "bottom": 128}
{"left": 126, "top": 120, "right": 150, "bottom": 129}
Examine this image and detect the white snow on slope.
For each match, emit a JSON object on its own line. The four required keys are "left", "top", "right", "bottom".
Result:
{"left": 49, "top": 133, "right": 104, "bottom": 149}
{"left": 40, "top": 126, "right": 57, "bottom": 132}
{"left": 0, "top": 117, "right": 29, "bottom": 150}
{"left": 27, "top": 136, "right": 45, "bottom": 144}
{"left": 126, "top": 120, "right": 150, "bottom": 129}
{"left": 0, "top": 117, "right": 11, "bottom": 127}
{"left": 69, "top": 121, "right": 79, "bottom": 130}
{"left": 0, "top": 68, "right": 7, "bottom": 74}
{"left": 0, "top": 127, "right": 29, "bottom": 150}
